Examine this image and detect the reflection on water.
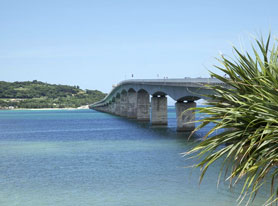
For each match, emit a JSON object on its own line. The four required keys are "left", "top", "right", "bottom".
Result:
{"left": 0, "top": 108, "right": 266, "bottom": 206}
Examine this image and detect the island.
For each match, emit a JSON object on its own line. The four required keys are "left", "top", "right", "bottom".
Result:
{"left": 0, "top": 80, "right": 106, "bottom": 109}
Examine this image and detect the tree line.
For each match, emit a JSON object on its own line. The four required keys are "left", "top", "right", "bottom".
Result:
{"left": 0, "top": 80, "right": 106, "bottom": 109}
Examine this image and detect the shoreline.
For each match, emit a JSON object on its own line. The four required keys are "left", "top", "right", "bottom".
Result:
{"left": 1, "top": 108, "right": 89, "bottom": 111}
{"left": 1, "top": 105, "right": 90, "bottom": 111}
{"left": 15, "top": 108, "right": 86, "bottom": 111}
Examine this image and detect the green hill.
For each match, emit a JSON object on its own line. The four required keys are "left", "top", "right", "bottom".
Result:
{"left": 0, "top": 80, "right": 106, "bottom": 109}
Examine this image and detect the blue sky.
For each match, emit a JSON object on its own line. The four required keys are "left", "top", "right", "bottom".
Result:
{"left": 1, "top": 0, "right": 278, "bottom": 92}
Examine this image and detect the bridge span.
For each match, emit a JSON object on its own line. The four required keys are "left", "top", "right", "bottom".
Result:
{"left": 90, "top": 78, "right": 224, "bottom": 131}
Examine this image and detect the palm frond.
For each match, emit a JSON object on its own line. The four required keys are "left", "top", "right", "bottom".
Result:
{"left": 188, "top": 34, "right": 278, "bottom": 205}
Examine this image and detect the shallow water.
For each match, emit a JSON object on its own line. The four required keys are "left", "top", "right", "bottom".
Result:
{"left": 0, "top": 108, "right": 266, "bottom": 206}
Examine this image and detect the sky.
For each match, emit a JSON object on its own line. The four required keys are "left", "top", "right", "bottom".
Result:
{"left": 1, "top": 0, "right": 278, "bottom": 93}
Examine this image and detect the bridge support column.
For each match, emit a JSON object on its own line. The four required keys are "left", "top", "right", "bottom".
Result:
{"left": 137, "top": 90, "right": 150, "bottom": 121}
{"left": 111, "top": 102, "right": 116, "bottom": 114}
{"left": 100, "top": 106, "right": 105, "bottom": 112}
{"left": 175, "top": 101, "right": 196, "bottom": 132}
{"left": 127, "top": 90, "right": 137, "bottom": 119}
{"left": 120, "top": 92, "right": 128, "bottom": 117}
{"left": 151, "top": 95, "right": 167, "bottom": 125}
{"left": 108, "top": 103, "right": 112, "bottom": 114}
{"left": 115, "top": 96, "right": 121, "bottom": 116}
{"left": 103, "top": 105, "right": 108, "bottom": 113}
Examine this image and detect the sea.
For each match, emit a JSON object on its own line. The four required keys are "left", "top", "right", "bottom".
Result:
{"left": 0, "top": 107, "right": 267, "bottom": 206}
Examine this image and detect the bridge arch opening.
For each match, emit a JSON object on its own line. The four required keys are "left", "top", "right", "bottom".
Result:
{"left": 137, "top": 89, "right": 149, "bottom": 95}
{"left": 121, "top": 89, "right": 127, "bottom": 95}
{"left": 128, "top": 88, "right": 136, "bottom": 93}
{"left": 152, "top": 91, "right": 167, "bottom": 97}
{"left": 177, "top": 96, "right": 200, "bottom": 102}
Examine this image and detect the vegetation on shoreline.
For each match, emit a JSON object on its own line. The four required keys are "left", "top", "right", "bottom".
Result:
{"left": 187, "top": 34, "right": 278, "bottom": 205}
{"left": 0, "top": 80, "right": 106, "bottom": 109}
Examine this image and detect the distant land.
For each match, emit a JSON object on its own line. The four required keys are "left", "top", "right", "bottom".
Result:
{"left": 0, "top": 80, "right": 106, "bottom": 109}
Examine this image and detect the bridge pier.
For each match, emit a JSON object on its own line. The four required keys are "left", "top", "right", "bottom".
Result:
{"left": 97, "top": 106, "right": 102, "bottom": 112}
{"left": 101, "top": 105, "right": 105, "bottom": 112}
{"left": 100, "top": 105, "right": 104, "bottom": 112}
{"left": 151, "top": 95, "right": 167, "bottom": 125}
{"left": 108, "top": 103, "right": 112, "bottom": 114}
{"left": 111, "top": 102, "right": 116, "bottom": 114}
{"left": 104, "top": 104, "right": 108, "bottom": 113}
{"left": 137, "top": 90, "right": 150, "bottom": 121}
{"left": 115, "top": 96, "right": 121, "bottom": 116}
{"left": 175, "top": 101, "right": 196, "bottom": 132}
{"left": 120, "top": 91, "right": 128, "bottom": 117}
{"left": 127, "top": 90, "right": 137, "bottom": 118}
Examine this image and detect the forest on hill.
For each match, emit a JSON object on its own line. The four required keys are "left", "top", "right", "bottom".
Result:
{"left": 0, "top": 80, "right": 106, "bottom": 109}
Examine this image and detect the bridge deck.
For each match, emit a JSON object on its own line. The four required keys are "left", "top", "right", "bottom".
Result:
{"left": 91, "top": 78, "right": 224, "bottom": 107}
{"left": 90, "top": 78, "right": 226, "bottom": 131}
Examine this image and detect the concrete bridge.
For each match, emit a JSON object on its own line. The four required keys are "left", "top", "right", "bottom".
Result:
{"left": 90, "top": 78, "right": 225, "bottom": 131}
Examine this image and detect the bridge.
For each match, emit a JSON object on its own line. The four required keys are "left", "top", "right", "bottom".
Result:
{"left": 90, "top": 78, "right": 224, "bottom": 131}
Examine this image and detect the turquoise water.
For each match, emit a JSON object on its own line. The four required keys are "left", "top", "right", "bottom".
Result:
{"left": 0, "top": 108, "right": 266, "bottom": 206}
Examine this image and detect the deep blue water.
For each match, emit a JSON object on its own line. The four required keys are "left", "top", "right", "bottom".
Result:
{"left": 0, "top": 108, "right": 266, "bottom": 206}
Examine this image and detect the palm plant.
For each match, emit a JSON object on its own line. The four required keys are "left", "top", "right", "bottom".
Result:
{"left": 187, "top": 34, "right": 278, "bottom": 205}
